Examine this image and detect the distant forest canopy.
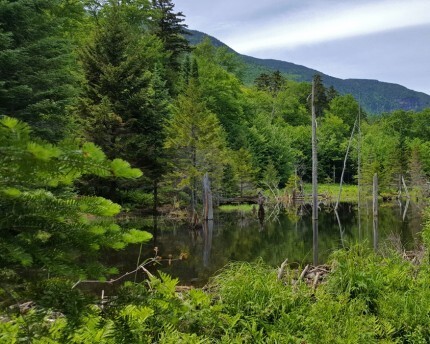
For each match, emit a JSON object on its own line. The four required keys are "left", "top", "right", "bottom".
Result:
{"left": 187, "top": 30, "right": 430, "bottom": 115}
{"left": 1, "top": 0, "right": 429, "bottom": 214}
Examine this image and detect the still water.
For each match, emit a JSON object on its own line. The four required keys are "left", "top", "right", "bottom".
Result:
{"left": 109, "top": 201, "right": 424, "bottom": 287}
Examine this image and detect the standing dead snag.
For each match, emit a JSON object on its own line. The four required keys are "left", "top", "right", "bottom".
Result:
{"left": 373, "top": 173, "right": 379, "bottom": 250}
{"left": 202, "top": 173, "right": 213, "bottom": 221}
{"left": 311, "top": 77, "right": 319, "bottom": 266}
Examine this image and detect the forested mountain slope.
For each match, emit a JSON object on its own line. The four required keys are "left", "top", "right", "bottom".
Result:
{"left": 188, "top": 30, "right": 430, "bottom": 114}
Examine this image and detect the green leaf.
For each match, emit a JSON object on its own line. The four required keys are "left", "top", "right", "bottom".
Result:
{"left": 79, "top": 197, "right": 121, "bottom": 217}
{"left": 89, "top": 226, "right": 106, "bottom": 235}
{"left": 122, "top": 229, "right": 152, "bottom": 244}
{"left": 2, "top": 188, "right": 21, "bottom": 197}
{"left": 111, "top": 159, "right": 142, "bottom": 178}
{"left": 120, "top": 305, "right": 154, "bottom": 322}
{"left": 27, "top": 142, "right": 61, "bottom": 160}
{"left": 1, "top": 116, "right": 20, "bottom": 129}
{"left": 82, "top": 142, "right": 106, "bottom": 162}
{"left": 110, "top": 241, "right": 126, "bottom": 250}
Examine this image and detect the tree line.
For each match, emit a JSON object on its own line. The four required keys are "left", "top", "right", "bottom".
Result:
{"left": 2, "top": 0, "right": 429, "bottom": 213}
{"left": 1, "top": 0, "right": 430, "bottom": 341}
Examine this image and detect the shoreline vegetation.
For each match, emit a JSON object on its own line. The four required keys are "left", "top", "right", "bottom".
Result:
{"left": 218, "top": 183, "right": 409, "bottom": 213}
{"left": 2, "top": 230, "right": 430, "bottom": 342}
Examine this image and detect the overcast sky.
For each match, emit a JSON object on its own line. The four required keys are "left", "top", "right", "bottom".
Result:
{"left": 174, "top": 0, "right": 430, "bottom": 95}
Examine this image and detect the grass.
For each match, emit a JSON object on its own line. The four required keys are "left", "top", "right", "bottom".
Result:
{"left": 218, "top": 204, "right": 255, "bottom": 212}
{"left": 303, "top": 183, "right": 359, "bottom": 202}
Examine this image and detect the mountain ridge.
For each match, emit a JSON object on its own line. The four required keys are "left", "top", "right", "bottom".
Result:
{"left": 187, "top": 29, "right": 430, "bottom": 114}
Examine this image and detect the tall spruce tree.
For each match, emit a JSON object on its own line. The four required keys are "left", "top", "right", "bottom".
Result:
{"left": 312, "top": 74, "right": 329, "bottom": 117}
{"left": 78, "top": 1, "right": 169, "bottom": 202}
{"left": 151, "top": 0, "right": 191, "bottom": 92}
{"left": 0, "top": 0, "right": 83, "bottom": 142}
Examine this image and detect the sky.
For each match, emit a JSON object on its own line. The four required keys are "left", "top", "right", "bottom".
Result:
{"left": 174, "top": 0, "right": 430, "bottom": 95}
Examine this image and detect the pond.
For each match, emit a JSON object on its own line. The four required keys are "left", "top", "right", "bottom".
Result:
{"left": 107, "top": 200, "right": 424, "bottom": 287}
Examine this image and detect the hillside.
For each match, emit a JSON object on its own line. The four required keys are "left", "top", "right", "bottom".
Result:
{"left": 187, "top": 30, "right": 430, "bottom": 114}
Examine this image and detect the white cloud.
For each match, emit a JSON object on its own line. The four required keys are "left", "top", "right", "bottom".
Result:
{"left": 224, "top": 0, "right": 430, "bottom": 53}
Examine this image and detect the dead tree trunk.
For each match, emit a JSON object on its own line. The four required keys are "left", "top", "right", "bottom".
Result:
{"left": 335, "top": 118, "right": 357, "bottom": 211}
{"left": 373, "top": 173, "right": 379, "bottom": 250}
{"left": 202, "top": 173, "right": 213, "bottom": 221}
{"left": 311, "top": 78, "right": 318, "bottom": 266}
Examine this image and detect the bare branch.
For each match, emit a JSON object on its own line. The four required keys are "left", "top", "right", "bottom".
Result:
{"left": 71, "top": 257, "right": 169, "bottom": 289}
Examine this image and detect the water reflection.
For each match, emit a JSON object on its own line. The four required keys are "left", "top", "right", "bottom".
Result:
{"left": 110, "top": 201, "right": 423, "bottom": 286}
{"left": 313, "top": 218, "right": 318, "bottom": 266}
{"left": 202, "top": 220, "right": 213, "bottom": 267}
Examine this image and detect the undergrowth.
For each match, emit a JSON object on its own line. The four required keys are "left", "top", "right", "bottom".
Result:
{"left": 2, "top": 209, "right": 430, "bottom": 343}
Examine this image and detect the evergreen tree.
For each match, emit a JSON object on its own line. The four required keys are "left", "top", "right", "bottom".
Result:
{"left": 164, "top": 80, "right": 228, "bottom": 210}
{"left": 78, "top": 1, "right": 168, "bottom": 201}
{"left": 254, "top": 71, "right": 285, "bottom": 95}
{"left": 360, "top": 122, "right": 400, "bottom": 191}
{"left": 311, "top": 74, "right": 329, "bottom": 117}
{"left": 221, "top": 164, "right": 239, "bottom": 198}
{"left": 326, "top": 85, "right": 339, "bottom": 103}
{"left": 0, "top": 116, "right": 148, "bottom": 284}
{"left": 151, "top": 0, "right": 191, "bottom": 91}
{"left": 262, "top": 159, "right": 280, "bottom": 191}
{"left": 232, "top": 148, "right": 256, "bottom": 197}
{"left": 0, "top": 0, "right": 83, "bottom": 141}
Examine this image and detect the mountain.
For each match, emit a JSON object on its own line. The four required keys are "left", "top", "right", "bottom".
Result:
{"left": 187, "top": 30, "right": 430, "bottom": 114}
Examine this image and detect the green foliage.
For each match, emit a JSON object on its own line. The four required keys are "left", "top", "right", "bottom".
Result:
{"left": 193, "top": 38, "right": 246, "bottom": 148}
{"left": 164, "top": 80, "right": 229, "bottom": 206}
{"left": 209, "top": 260, "right": 297, "bottom": 320}
{"left": 246, "top": 111, "right": 295, "bottom": 185}
{"left": 303, "top": 183, "right": 358, "bottom": 202}
{"left": 77, "top": 0, "right": 169, "bottom": 200}
{"left": 230, "top": 148, "right": 257, "bottom": 196}
{"left": 327, "top": 94, "right": 362, "bottom": 128}
{"left": 2, "top": 3, "right": 430, "bottom": 342}
{"left": 151, "top": 0, "right": 191, "bottom": 90}
{"left": 254, "top": 71, "right": 285, "bottom": 95}
{"left": 360, "top": 122, "right": 400, "bottom": 192}
{"left": 0, "top": 116, "right": 149, "bottom": 283}
{"left": 188, "top": 30, "right": 430, "bottom": 115}
{"left": 318, "top": 113, "right": 350, "bottom": 182}
{"left": 0, "top": 0, "right": 83, "bottom": 141}
{"left": 4, "top": 239, "right": 430, "bottom": 343}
